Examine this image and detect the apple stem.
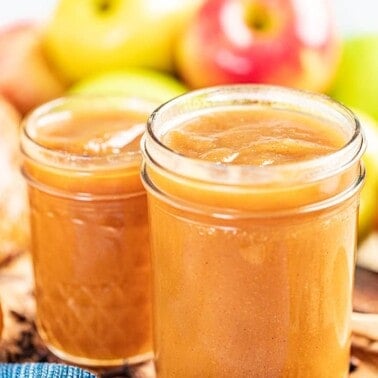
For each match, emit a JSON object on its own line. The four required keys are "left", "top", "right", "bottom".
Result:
{"left": 244, "top": 2, "right": 272, "bottom": 32}
{"left": 96, "top": 0, "right": 112, "bottom": 13}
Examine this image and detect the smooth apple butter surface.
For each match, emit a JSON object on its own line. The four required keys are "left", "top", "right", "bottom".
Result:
{"left": 22, "top": 99, "right": 153, "bottom": 366}
{"left": 143, "top": 96, "right": 364, "bottom": 377}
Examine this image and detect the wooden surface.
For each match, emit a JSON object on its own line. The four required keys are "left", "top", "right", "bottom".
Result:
{"left": 0, "top": 234, "right": 377, "bottom": 377}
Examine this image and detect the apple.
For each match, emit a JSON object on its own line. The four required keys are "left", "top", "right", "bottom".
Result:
{"left": 42, "top": 0, "right": 204, "bottom": 83}
{"left": 0, "top": 96, "right": 30, "bottom": 263}
{"left": 175, "top": 0, "right": 340, "bottom": 92}
{"left": 355, "top": 110, "right": 378, "bottom": 242}
{"left": 329, "top": 34, "right": 378, "bottom": 122}
{"left": 69, "top": 68, "right": 187, "bottom": 105}
{"left": 0, "top": 22, "right": 67, "bottom": 115}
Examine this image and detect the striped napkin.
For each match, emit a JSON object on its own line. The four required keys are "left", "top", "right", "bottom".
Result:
{"left": 0, "top": 363, "right": 96, "bottom": 378}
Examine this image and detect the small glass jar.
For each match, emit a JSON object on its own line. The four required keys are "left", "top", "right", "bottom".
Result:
{"left": 0, "top": 301, "right": 3, "bottom": 339}
{"left": 141, "top": 85, "right": 365, "bottom": 377}
{"left": 21, "top": 96, "right": 155, "bottom": 367}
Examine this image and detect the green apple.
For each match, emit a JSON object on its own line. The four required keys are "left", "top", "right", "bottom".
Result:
{"left": 43, "top": 0, "right": 204, "bottom": 83}
{"left": 355, "top": 110, "right": 378, "bottom": 242}
{"left": 329, "top": 35, "right": 378, "bottom": 122}
{"left": 68, "top": 68, "right": 187, "bottom": 105}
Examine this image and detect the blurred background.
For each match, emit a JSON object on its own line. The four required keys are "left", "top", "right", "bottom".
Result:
{"left": 0, "top": 0, "right": 376, "bottom": 265}
{"left": 333, "top": 0, "right": 378, "bottom": 35}
{"left": 1, "top": 0, "right": 378, "bottom": 34}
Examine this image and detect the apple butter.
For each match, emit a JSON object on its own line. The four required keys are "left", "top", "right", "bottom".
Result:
{"left": 141, "top": 85, "right": 365, "bottom": 377}
{"left": 21, "top": 96, "right": 155, "bottom": 366}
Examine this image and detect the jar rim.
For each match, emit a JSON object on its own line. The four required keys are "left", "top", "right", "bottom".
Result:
{"left": 21, "top": 95, "right": 158, "bottom": 171}
{"left": 143, "top": 84, "right": 365, "bottom": 186}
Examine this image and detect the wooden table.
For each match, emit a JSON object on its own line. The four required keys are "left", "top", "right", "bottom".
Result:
{"left": 0, "top": 234, "right": 377, "bottom": 377}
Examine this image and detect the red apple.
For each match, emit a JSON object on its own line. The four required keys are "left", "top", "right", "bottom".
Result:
{"left": 0, "top": 22, "right": 67, "bottom": 115}
{"left": 175, "top": 0, "right": 340, "bottom": 92}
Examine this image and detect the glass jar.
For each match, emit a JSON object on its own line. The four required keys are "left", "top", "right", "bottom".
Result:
{"left": 21, "top": 96, "right": 155, "bottom": 367}
{"left": 141, "top": 85, "right": 365, "bottom": 377}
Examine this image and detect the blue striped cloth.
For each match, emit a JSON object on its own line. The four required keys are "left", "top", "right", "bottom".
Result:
{"left": 0, "top": 363, "right": 96, "bottom": 378}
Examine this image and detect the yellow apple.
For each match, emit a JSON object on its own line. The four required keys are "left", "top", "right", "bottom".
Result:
{"left": 43, "top": 0, "right": 204, "bottom": 83}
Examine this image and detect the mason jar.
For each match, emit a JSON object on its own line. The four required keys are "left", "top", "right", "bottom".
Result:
{"left": 141, "top": 85, "right": 365, "bottom": 377}
{"left": 21, "top": 96, "right": 155, "bottom": 367}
